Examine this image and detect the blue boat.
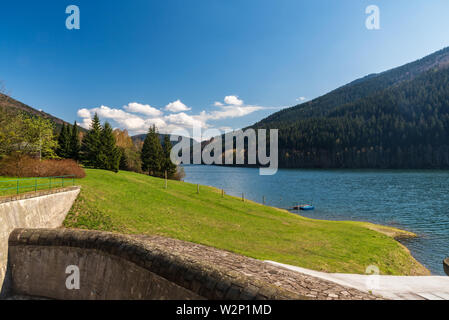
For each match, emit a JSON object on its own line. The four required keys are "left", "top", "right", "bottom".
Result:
{"left": 292, "top": 204, "right": 315, "bottom": 211}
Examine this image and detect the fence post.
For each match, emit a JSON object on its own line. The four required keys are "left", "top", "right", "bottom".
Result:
{"left": 242, "top": 193, "right": 244, "bottom": 202}
{"left": 16, "top": 180, "right": 19, "bottom": 195}
{"left": 165, "top": 171, "right": 168, "bottom": 189}
{"left": 222, "top": 189, "right": 224, "bottom": 198}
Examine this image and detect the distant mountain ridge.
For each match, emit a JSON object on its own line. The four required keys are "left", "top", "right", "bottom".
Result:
{"left": 251, "top": 46, "right": 449, "bottom": 169}
{"left": 257, "top": 47, "right": 449, "bottom": 125}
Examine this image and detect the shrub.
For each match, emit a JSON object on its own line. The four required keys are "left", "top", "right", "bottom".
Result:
{"left": 0, "top": 155, "right": 86, "bottom": 178}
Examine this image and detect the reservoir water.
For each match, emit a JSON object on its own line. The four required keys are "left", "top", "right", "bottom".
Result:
{"left": 183, "top": 165, "right": 449, "bottom": 275}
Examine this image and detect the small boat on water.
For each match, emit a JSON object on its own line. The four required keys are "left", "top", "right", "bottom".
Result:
{"left": 292, "top": 204, "right": 315, "bottom": 211}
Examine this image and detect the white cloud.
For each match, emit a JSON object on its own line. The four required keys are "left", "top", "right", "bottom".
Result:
{"left": 77, "top": 108, "right": 91, "bottom": 118}
{"left": 91, "top": 105, "right": 133, "bottom": 121}
{"left": 116, "top": 117, "right": 146, "bottom": 130}
{"left": 224, "top": 95, "right": 243, "bottom": 106}
{"left": 164, "top": 100, "right": 191, "bottom": 113}
{"left": 77, "top": 105, "right": 166, "bottom": 133}
{"left": 80, "top": 117, "right": 92, "bottom": 129}
{"left": 144, "top": 118, "right": 167, "bottom": 129}
{"left": 205, "top": 96, "right": 262, "bottom": 122}
{"left": 164, "top": 112, "right": 205, "bottom": 128}
{"left": 206, "top": 105, "right": 264, "bottom": 121}
{"left": 76, "top": 95, "right": 278, "bottom": 135}
{"left": 124, "top": 102, "right": 162, "bottom": 117}
{"left": 296, "top": 96, "right": 307, "bottom": 102}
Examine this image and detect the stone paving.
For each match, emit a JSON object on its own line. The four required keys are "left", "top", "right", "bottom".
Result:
{"left": 132, "top": 234, "right": 384, "bottom": 300}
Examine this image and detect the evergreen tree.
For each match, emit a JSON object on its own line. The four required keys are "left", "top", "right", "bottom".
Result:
{"left": 69, "top": 121, "right": 80, "bottom": 160}
{"left": 99, "top": 122, "right": 121, "bottom": 172}
{"left": 117, "top": 147, "right": 128, "bottom": 170}
{"left": 141, "top": 125, "right": 163, "bottom": 176}
{"left": 162, "top": 134, "right": 177, "bottom": 178}
{"left": 81, "top": 113, "right": 102, "bottom": 167}
{"left": 56, "top": 124, "right": 71, "bottom": 158}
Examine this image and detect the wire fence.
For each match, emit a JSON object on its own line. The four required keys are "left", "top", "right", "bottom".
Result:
{"left": 192, "top": 182, "right": 313, "bottom": 212}
{"left": 0, "top": 175, "right": 76, "bottom": 197}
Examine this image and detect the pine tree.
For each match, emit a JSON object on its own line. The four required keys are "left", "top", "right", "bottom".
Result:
{"left": 81, "top": 113, "right": 102, "bottom": 167}
{"left": 99, "top": 122, "right": 121, "bottom": 172}
{"left": 118, "top": 147, "right": 128, "bottom": 170}
{"left": 56, "top": 124, "right": 71, "bottom": 158}
{"left": 141, "top": 125, "right": 163, "bottom": 176}
{"left": 162, "top": 134, "right": 177, "bottom": 178}
{"left": 69, "top": 121, "right": 80, "bottom": 160}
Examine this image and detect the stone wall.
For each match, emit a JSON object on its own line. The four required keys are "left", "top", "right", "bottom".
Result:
{"left": 0, "top": 187, "right": 80, "bottom": 297}
{"left": 7, "top": 228, "right": 306, "bottom": 300}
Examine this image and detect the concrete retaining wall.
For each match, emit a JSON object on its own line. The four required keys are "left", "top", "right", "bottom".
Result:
{"left": 0, "top": 187, "right": 80, "bottom": 297}
{"left": 7, "top": 228, "right": 302, "bottom": 300}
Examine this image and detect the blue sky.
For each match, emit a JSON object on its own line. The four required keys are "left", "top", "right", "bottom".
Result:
{"left": 1, "top": 0, "right": 449, "bottom": 136}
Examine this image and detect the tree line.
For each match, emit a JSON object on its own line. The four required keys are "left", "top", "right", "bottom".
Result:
{"left": 57, "top": 113, "right": 179, "bottom": 178}
{"left": 0, "top": 102, "right": 180, "bottom": 179}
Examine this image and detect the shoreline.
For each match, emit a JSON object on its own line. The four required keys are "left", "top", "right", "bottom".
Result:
{"left": 70, "top": 169, "right": 432, "bottom": 276}
{"left": 204, "top": 183, "right": 431, "bottom": 276}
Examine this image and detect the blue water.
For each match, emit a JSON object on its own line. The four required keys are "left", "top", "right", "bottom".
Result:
{"left": 183, "top": 165, "right": 449, "bottom": 275}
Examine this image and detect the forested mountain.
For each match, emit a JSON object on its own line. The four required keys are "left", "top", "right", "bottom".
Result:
{"left": 251, "top": 47, "right": 449, "bottom": 169}
{"left": 259, "top": 47, "right": 449, "bottom": 124}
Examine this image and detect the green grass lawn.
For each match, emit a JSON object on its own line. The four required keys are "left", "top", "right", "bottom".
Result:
{"left": 61, "top": 168, "right": 429, "bottom": 276}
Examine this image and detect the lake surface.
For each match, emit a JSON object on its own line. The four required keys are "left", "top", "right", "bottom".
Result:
{"left": 183, "top": 165, "right": 449, "bottom": 275}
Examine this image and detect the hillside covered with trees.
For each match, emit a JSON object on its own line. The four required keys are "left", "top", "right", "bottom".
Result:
{"left": 251, "top": 47, "right": 449, "bottom": 168}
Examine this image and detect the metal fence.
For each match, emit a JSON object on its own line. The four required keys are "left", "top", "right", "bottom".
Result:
{"left": 0, "top": 175, "right": 76, "bottom": 196}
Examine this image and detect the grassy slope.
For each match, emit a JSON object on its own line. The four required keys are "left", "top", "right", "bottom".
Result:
{"left": 63, "top": 169, "right": 428, "bottom": 276}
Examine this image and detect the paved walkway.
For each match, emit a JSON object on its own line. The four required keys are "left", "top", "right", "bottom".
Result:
{"left": 266, "top": 261, "right": 449, "bottom": 300}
